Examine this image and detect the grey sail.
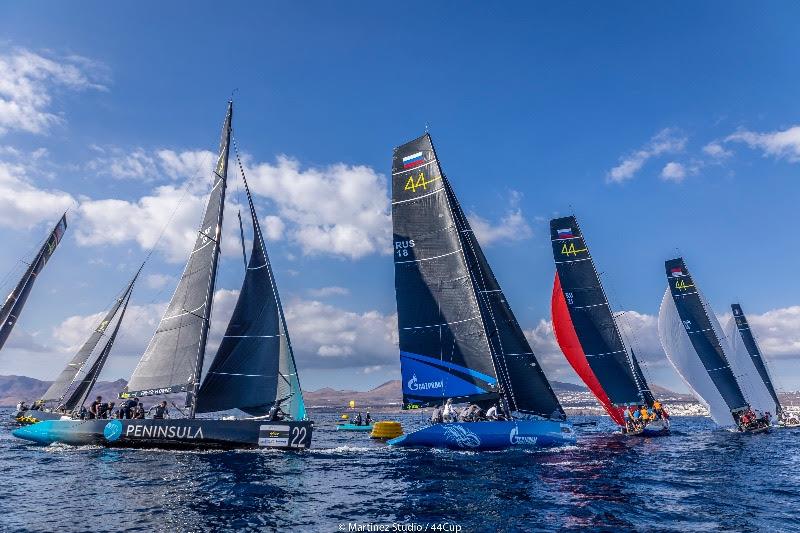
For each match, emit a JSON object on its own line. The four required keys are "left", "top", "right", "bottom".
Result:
{"left": 0, "top": 214, "right": 67, "bottom": 351}
{"left": 62, "top": 284, "right": 134, "bottom": 411}
{"left": 42, "top": 267, "right": 141, "bottom": 404}
{"left": 731, "top": 303, "right": 782, "bottom": 415}
{"left": 446, "top": 175, "right": 564, "bottom": 419}
{"left": 392, "top": 134, "right": 499, "bottom": 409}
{"left": 124, "top": 102, "right": 231, "bottom": 402}
{"left": 196, "top": 167, "right": 307, "bottom": 420}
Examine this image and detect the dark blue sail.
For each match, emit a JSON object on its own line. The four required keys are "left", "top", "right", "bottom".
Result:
{"left": 196, "top": 166, "right": 306, "bottom": 419}
{"left": 549, "top": 216, "right": 644, "bottom": 406}
{"left": 0, "top": 214, "right": 67, "bottom": 351}
{"left": 392, "top": 134, "right": 499, "bottom": 409}
{"left": 731, "top": 303, "right": 782, "bottom": 415}
{"left": 665, "top": 258, "right": 748, "bottom": 413}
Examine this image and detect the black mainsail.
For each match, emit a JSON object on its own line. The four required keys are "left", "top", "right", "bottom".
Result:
{"left": 124, "top": 102, "right": 231, "bottom": 408}
{"left": 0, "top": 214, "right": 67, "bottom": 351}
{"left": 41, "top": 268, "right": 141, "bottom": 407}
{"left": 391, "top": 133, "right": 563, "bottom": 419}
{"left": 196, "top": 161, "right": 306, "bottom": 420}
{"left": 731, "top": 303, "right": 782, "bottom": 416}
{"left": 663, "top": 258, "right": 749, "bottom": 415}
{"left": 549, "top": 216, "right": 650, "bottom": 417}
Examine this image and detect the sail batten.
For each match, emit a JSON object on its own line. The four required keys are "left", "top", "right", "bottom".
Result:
{"left": 124, "top": 103, "right": 232, "bottom": 405}
{"left": 0, "top": 214, "right": 67, "bottom": 351}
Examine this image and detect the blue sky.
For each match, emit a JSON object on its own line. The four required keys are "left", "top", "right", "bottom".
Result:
{"left": 1, "top": 2, "right": 800, "bottom": 393}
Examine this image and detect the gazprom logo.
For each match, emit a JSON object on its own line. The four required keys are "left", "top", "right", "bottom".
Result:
{"left": 407, "top": 373, "right": 443, "bottom": 392}
{"left": 509, "top": 426, "right": 537, "bottom": 445}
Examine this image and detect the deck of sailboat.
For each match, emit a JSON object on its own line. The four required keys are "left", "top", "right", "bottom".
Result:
{"left": 13, "top": 418, "right": 313, "bottom": 450}
{"left": 387, "top": 419, "right": 575, "bottom": 450}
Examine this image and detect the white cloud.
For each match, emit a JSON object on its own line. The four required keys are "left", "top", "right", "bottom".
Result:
{"left": 0, "top": 47, "right": 106, "bottom": 135}
{"left": 726, "top": 126, "right": 800, "bottom": 162}
{"left": 702, "top": 142, "right": 732, "bottom": 159}
{"left": 246, "top": 155, "right": 391, "bottom": 259}
{"left": 284, "top": 298, "right": 398, "bottom": 369}
{"left": 718, "top": 306, "right": 800, "bottom": 360}
{"left": 262, "top": 215, "right": 285, "bottom": 241}
{"left": 0, "top": 159, "right": 73, "bottom": 229}
{"left": 87, "top": 147, "right": 157, "bottom": 180}
{"left": 145, "top": 273, "right": 173, "bottom": 290}
{"left": 660, "top": 162, "right": 687, "bottom": 183}
{"left": 307, "top": 286, "right": 350, "bottom": 298}
{"left": 607, "top": 128, "right": 687, "bottom": 183}
{"left": 156, "top": 149, "right": 216, "bottom": 188}
{"left": 467, "top": 190, "right": 533, "bottom": 246}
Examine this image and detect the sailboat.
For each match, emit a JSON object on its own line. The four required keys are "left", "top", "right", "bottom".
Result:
{"left": 13, "top": 268, "right": 140, "bottom": 424}
{"left": 386, "top": 133, "right": 575, "bottom": 450}
{"left": 14, "top": 101, "right": 313, "bottom": 450}
{"left": 657, "top": 257, "right": 770, "bottom": 432}
{"left": 729, "top": 303, "right": 799, "bottom": 427}
{"left": 0, "top": 213, "right": 68, "bottom": 351}
{"left": 549, "top": 216, "right": 669, "bottom": 436}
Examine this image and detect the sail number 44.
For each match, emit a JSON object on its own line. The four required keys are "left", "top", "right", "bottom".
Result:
{"left": 404, "top": 172, "right": 436, "bottom": 193}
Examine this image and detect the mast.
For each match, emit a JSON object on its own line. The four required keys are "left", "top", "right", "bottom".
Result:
{"left": 123, "top": 101, "right": 232, "bottom": 418}
{"left": 0, "top": 213, "right": 67, "bottom": 351}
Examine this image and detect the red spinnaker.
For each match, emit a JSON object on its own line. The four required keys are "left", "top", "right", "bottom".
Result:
{"left": 551, "top": 273, "right": 626, "bottom": 426}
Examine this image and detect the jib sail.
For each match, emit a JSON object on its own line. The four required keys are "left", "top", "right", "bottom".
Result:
{"left": 196, "top": 161, "right": 306, "bottom": 420}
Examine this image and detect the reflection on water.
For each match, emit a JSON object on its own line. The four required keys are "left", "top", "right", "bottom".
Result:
{"left": 1, "top": 410, "right": 798, "bottom": 532}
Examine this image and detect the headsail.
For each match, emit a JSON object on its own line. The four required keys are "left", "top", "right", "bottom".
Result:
{"left": 661, "top": 258, "right": 748, "bottom": 421}
{"left": 392, "top": 134, "right": 498, "bottom": 409}
{"left": 727, "top": 304, "right": 780, "bottom": 416}
{"left": 549, "top": 216, "right": 646, "bottom": 426}
{"left": 0, "top": 214, "right": 67, "bottom": 351}
{"left": 196, "top": 160, "right": 306, "bottom": 420}
{"left": 449, "top": 177, "right": 562, "bottom": 418}
{"left": 61, "top": 281, "right": 135, "bottom": 411}
{"left": 42, "top": 267, "right": 141, "bottom": 405}
{"left": 124, "top": 102, "right": 231, "bottom": 405}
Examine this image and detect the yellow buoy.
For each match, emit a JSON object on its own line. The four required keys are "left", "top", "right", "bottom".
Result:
{"left": 370, "top": 420, "right": 403, "bottom": 440}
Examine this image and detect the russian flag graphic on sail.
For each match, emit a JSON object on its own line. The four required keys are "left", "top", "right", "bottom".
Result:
{"left": 670, "top": 267, "right": 685, "bottom": 277}
{"left": 402, "top": 152, "right": 425, "bottom": 169}
{"left": 556, "top": 228, "right": 574, "bottom": 239}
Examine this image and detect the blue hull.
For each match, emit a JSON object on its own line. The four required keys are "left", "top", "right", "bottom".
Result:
{"left": 387, "top": 420, "right": 575, "bottom": 450}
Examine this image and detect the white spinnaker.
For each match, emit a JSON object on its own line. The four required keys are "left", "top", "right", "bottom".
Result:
{"left": 658, "top": 288, "right": 735, "bottom": 426}
{"left": 723, "top": 315, "right": 776, "bottom": 419}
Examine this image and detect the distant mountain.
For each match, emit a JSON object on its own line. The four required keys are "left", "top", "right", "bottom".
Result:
{"left": 0, "top": 376, "right": 144, "bottom": 407}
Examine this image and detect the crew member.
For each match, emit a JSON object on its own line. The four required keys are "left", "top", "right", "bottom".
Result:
{"left": 486, "top": 404, "right": 499, "bottom": 421}
{"left": 152, "top": 401, "right": 169, "bottom": 420}
{"left": 442, "top": 398, "right": 456, "bottom": 423}
{"left": 365, "top": 411, "right": 372, "bottom": 425}
{"left": 89, "top": 396, "right": 102, "bottom": 419}
{"left": 430, "top": 406, "right": 443, "bottom": 424}
{"left": 267, "top": 399, "right": 287, "bottom": 421}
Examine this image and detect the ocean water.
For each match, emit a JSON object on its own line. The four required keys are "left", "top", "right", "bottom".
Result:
{"left": 1, "top": 408, "right": 799, "bottom": 533}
